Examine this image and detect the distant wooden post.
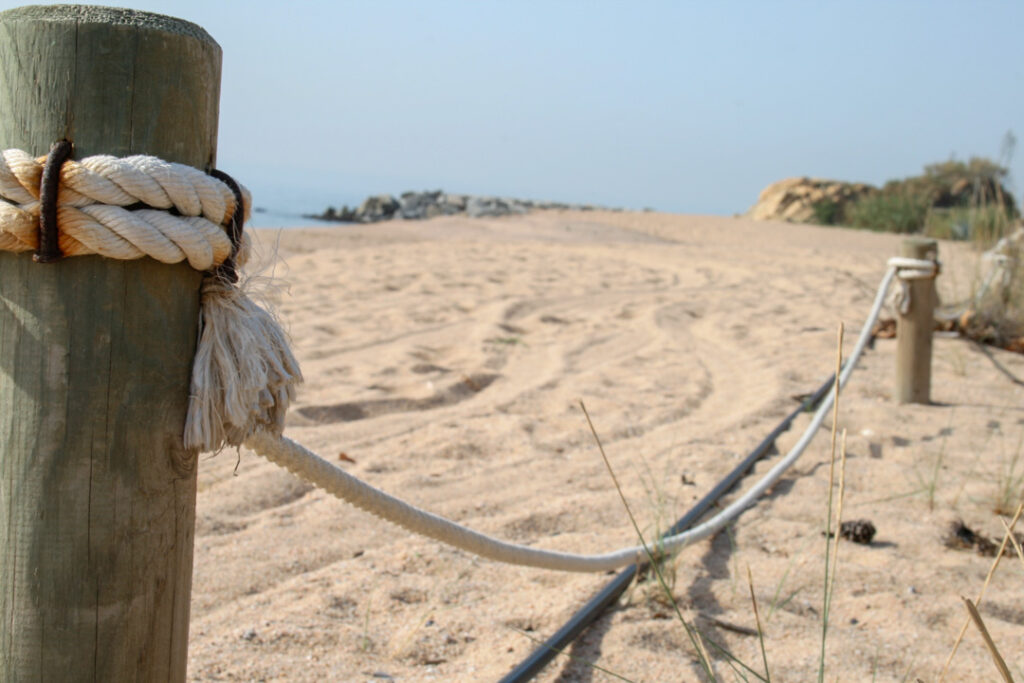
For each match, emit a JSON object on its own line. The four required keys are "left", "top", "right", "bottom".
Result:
{"left": 0, "top": 6, "right": 221, "bottom": 681}
{"left": 896, "top": 237, "right": 938, "bottom": 404}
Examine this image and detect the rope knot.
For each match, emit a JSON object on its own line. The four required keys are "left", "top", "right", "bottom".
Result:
{"left": 0, "top": 145, "right": 302, "bottom": 453}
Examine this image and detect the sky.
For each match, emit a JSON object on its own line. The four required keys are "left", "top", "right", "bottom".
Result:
{"left": 2, "top": 1, "right": 1022, "bottom": 221}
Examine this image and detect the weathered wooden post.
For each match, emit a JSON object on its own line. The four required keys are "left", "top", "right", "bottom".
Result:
{"left": 0, "top": 6, "right": 220, "bottom": 680}
{"left": 895, "top": 237, "right": 938, "bottom": 404}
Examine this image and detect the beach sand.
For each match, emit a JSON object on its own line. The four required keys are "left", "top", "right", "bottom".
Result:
{"left": 187, "top": 211, "right": 1024, "bottom": 681}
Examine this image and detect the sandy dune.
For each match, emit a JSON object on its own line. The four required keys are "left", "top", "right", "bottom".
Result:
{"left": 187, "top": 211, "right": 1024, "bottom": 681}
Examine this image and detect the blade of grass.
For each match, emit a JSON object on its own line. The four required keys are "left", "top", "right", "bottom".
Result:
{"left": 825, "top": 430, "right": 849, "bottom": 629}
{"left": 998, "top": 517, "right": 1024, "bottom": 571}
{"left": 691, "top": 627, "right": 716, "bottom": 680}
{"left": 827, "top": 431, "right": 849, "bottom": 600}
{"left": 691, "top": 625, "right": 768, "bottom": 682}
{"left": 509, "top": 627, "right": 637, "bottom": 683}
{"left": 747, "top": 566, "right": 771, "bottom": 682}
{"left": 940, "top": 502, "right": 1024, "bottom": 680}
{"left": 898, "top": 656, "right": 918, "bottom": 682}
{"left": 960, "top": 597, "right": 1015, "bottom": 683}
{"left": 818, "top": 322, "right": 844, "bottom": 683}
{"left": 581, "top": 402, "right": 769, "bottom": 683}
{"left": 580, "top": 400, "right": 717, "bottom": 682}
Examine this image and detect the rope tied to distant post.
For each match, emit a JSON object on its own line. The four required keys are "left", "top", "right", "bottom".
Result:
{"left": 889, "top": 255, "right": 939, "bottom": 316}
{"left": 0, "top": 146, "right": 930, "bottom": 572}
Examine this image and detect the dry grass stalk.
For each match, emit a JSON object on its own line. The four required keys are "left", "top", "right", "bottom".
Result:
{"left": 691, "top": 628, "right": 714, "bottom": 678}
{"left": 580, "top": 401, "right": 720, "bottom": 682}
{"left": 960, "top": 597, "right": 1015, "bottom": 683}
{"left": 747, "top": 565, "right": 771, "bottom": 682}
{"left": 939, "top": 501, "right": 1024, "bottom": 680}
{"left": 999, "top": 517, "right": 1024, "bottom": 571}
{"left": 818, "top": 322, "right": 844, "bottom": 683}
{"left": 828, "top": 429, "right": 849, "bottom": 603}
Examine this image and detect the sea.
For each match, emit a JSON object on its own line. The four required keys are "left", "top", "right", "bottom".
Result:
{"left": 247, "top": 207, "right": 343, "bottom": 229}
{"left": 245, "top": 186, "right": 367, "bottom": 229}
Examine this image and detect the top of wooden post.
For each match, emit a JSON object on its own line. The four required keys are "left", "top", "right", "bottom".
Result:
{"left": 0, "top": 5, "right": 216, "bottom": 45}
{"left": 901, "top": 236, "right": 938, "bottom": 261}
{"left": 0, "top": 4, "right": 222, "bottom": 166}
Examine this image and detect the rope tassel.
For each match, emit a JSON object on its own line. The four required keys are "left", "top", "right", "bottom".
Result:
{"left": 185, "top": 275, "right": 303, "bottom": 451}
{"left": 180, "top": 165, "right": 303, "bottom": 452}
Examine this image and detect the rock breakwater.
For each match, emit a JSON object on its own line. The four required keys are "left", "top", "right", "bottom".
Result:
{"left": 308, "top": 191, "right": 622, "bottom": 224}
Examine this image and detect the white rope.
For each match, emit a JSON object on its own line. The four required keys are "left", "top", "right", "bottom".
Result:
{"left": 888, "top": 256, "right": 937, "bottom": 280}
{"left": 0, "top": 146, "right": 936, "bottom": 572}
{"left": 242, "top": 263, "right": 906, "bottom": 572}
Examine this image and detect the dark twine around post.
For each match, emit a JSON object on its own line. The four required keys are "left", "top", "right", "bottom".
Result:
{"left": 34, "top": 139, "right": 73, "bottom": 263}
{"left": 209, "top": 168, "right": 245, "bottom": 283}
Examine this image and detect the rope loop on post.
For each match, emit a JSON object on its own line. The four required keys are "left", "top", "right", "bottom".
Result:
{"left": 888, "top": 255, "right": 938, "bottom": 280}
{"left": 0, "top": 147, "right": 247, "bottom": 269}
{"left": 889, "top": 255, "right": 938, "bottom": 315}
{"left": 0, "top": 146, "right": 300, "bottom": 454}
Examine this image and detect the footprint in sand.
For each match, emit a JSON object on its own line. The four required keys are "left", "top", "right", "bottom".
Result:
{"left": 296, "top": 373, "right": 500, "bottom": 424}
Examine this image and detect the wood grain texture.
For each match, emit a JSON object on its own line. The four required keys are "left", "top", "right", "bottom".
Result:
{"left": 896, "top": 238, "right": 938, "bottom": 405}
{"left": 0, "top": 6, "right": 221, "bottom": 681}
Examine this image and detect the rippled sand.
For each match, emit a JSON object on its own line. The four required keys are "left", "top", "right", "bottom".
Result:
{"left": 188, "top": 211, "right": 1024, "bottom": 681}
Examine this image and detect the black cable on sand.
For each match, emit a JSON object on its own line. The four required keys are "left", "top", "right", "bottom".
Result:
{"left": 500, "top": 371, "right": 841, "bottom": 682}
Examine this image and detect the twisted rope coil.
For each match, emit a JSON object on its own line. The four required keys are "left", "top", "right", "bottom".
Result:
{"left": 0, "top": 148, "right": 250, "bottom": 270}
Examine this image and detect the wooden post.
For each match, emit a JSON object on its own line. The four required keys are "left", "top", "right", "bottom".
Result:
{"left": 0, "top": 6, "right": 221, "bottom": 681}
{"left": 895, "top": 237, "right": 938, "bottom": 404}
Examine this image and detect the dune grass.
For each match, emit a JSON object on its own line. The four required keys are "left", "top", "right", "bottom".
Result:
{"left": 940, "top": 502, "right": 1023, "bottom": 681}
{"left": 559, "top": 320, "right": 1022, "bottom": 682}
{"left": 551, "top": 325, "right": 849, "bottom": 682}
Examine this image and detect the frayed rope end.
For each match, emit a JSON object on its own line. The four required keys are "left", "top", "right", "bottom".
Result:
{"left": 184, "top": 275, "right": 302, "bottom": 452}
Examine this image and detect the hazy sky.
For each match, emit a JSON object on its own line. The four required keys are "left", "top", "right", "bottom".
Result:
{"left": 3, "top": 1, "right": 1022, "bottom": 218}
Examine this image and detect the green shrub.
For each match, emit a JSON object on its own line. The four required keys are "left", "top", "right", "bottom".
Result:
{"left": 811, "top": 199, "right": 843, "bottom": 225}
{"left": 845, "top": 191, "right": 931, "bottom": 233}
{"left": 925, "top": 205, "right": 1016, "bottom": 243}
{"left": 920, "top": 157, "right": 1018, "bottom": 216}
{"left": 844, "top": 155, "right": 1018, "bottom": 236}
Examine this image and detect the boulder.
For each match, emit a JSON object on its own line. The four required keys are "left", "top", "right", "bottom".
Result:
{"left": 749, "top": 177, "right": 876, "bottom": 224}
{"left": 356, "top": 194, "right": 400, "bottom": 223}
{"left": 440, "top": 194, "right": 467, "bottom": 214}
{"left": 397, "top": 190, "right": 444, "bottom": 220}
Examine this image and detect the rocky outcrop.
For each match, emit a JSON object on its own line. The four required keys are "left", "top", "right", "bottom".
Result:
{"left": 748, "top": 177, "right": 876, "bottom": 223}
{"left": 308, "top": 191, "right": 619, "bottom": 224}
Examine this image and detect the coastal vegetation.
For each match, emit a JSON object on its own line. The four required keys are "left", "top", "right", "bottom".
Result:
{"left": 750, "top": 155, "right": 1018, "bottom": 244}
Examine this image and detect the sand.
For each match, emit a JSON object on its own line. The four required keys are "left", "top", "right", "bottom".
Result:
{"left": 186, "top": 211, "right": 1024, "bottom": 681}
